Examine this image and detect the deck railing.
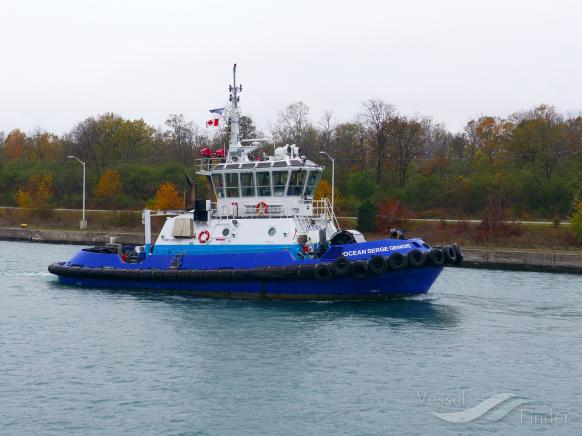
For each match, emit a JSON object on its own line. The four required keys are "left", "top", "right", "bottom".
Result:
{"left": 309, "top": 198, "right": 340, "bottom": 229}
{"left": 207, "top": 197, "right": 339, "bottom": 227}
{"left": 194, "top": 158, "right": 225, "bottom": 172}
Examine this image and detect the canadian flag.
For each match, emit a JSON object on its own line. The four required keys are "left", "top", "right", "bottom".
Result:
{"left": 206, "top": 118, "right": 219, "bottom": 127}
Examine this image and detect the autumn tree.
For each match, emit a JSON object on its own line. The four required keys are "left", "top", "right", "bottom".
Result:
{"left": 239, "top": 115, "right": 258, "bottom": 139}
{"left": 271, "top": 102, "right": 318, "bottom": 155}
{"left": 361, "top": 99, "right": 396, "bottom": 184}
{"left": 66, "top": 113, "right": 156, "bottom": 173}
{"left": 164, "top": 114, "right": 197, "bottom": 162}
{"left": 388, "top": 116, "right": 428, "bottom": 187}
{"left": 507, "top": 105, "right": 567, "bottom": 181}
{"left": 28, "top": 129, "right": 60, "bottom": 160}
{"left": 464, "top": 116, "right": 512, "bottom": 166}
{"left": 15, "top": 174, "right": 54, "bottom": 217}
{"left": 313, "top": 179, "right": 342, "bottom": 206}
{"left": 317, "top": 110, "right": 337, "bottom": 154}
{"left": 2, "top": 129, "right": 26, "bottom": 160}
{"left": 94, "top": 169, "right": 123, "bottom": 207}
{"left": 376, "top": 199, "right": 410, "bottom": 230}
{"left": 151, "top": 182, "right": 182, "bottom": 210}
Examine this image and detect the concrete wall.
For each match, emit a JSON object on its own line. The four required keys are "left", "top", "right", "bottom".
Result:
{"left": 461, "top": 248, "right": 582, "bottom": 273}
{"left": 0, "top": 227, "right": 145, "bottom": 245}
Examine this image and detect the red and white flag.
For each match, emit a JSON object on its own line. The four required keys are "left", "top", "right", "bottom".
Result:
{"left": 206, "top": 118, "right": 219, "bottom": 127}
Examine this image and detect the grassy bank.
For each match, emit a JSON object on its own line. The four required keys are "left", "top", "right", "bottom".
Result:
{"left": 0, "top": 208, "right": 143, "bottom": 232}
{"left": 362, "top": 220, "right": 580, "bottom": 251}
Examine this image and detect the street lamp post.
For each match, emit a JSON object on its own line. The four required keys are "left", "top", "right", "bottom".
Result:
{"left": 67, "top": 155, "right": 87, "bottom": 229}
{"left": 319, "top": 151, "right": 335, "bottom": 213}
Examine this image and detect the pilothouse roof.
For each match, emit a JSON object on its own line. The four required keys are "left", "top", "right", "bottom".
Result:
{"left": 212, "top": 158, "right": 321, "bottom": 172}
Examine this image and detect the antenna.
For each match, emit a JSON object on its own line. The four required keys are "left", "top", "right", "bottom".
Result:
{"left": 228, "top": 63, "right": 243, "bottom": 150}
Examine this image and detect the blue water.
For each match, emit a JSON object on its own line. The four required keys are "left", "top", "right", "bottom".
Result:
{"left": 1, "top": 241, "right": 581, "bottom": 435}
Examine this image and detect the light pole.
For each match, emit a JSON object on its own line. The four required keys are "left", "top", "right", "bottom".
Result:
{"left": 319, "top": 151, "right": 335, "bottom": 213}
{"left": 67, "top": 155, "right": 87, "bottom": 229}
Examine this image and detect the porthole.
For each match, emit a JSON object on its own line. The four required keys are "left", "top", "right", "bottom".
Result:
{"left": 222, "top": 228, "right": 230, "bottom": 237}
{"left": 268, "top": 227, "right": 276, "bottom": 237}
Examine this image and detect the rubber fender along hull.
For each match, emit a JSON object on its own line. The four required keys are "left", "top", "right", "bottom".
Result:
{"left": 51, "top": 266, "right": 443, "bottom": 300}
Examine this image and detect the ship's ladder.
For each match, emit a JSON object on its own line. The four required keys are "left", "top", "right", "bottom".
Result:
{"left": 169, "top": 254, "right": 184, "bottom": 270}
{"left": 294, "top": 215, "right": 311, "bottom": 235}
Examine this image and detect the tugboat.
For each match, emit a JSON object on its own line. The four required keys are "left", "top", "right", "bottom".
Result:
{"left": 49, "top": 65, "right": 462, "bottom": 300}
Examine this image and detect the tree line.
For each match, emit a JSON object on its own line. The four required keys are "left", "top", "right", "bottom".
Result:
{"left": 1, "top": 101, "right": 581, "bottom": 225}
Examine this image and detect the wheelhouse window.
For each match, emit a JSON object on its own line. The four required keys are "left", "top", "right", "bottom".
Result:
{"left": 256, "top": 171, "right": 271, "bottom": 196}
{"left": 272, "top": 171, "right": 288, "bottom": 197}
{"left": 304, "top": 170, "right": 321, "bottom": 197}
{"left": 212, "top": 173, "right": 225, "bottom": 198}
{"left": 225, "top": 172, "right": 239, "bottom": 198}
{"left": 240, "top": 172, "right": 255, "bottom": 197}
{"left": 287, "top": 170, "right": 307, "bottom": 196}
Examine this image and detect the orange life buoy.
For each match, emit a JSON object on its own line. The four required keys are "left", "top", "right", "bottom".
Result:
{"left": 256, "top": 201, "right": 269, "bottom": 215}
{"left": 198, "top": 230, "right": 211, "bottom": 244}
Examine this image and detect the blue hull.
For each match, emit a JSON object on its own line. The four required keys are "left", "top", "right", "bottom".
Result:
{"left": 49, "top": 238, "right": 454, "bottom": 300}
{"left": 56, "top": 266, "right": 442, "bottom": 300}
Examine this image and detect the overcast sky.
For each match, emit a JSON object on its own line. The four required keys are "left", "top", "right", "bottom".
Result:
{"left": 1, "top": 0, "right": 581, "bottom": 135}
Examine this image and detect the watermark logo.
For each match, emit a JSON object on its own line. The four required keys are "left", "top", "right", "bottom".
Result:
{"left": 418, "top": 391, "right": 568, "bottom": 424}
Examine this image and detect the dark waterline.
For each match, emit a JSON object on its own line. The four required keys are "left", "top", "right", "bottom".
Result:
{"left": 1, "top": 241, "right": 581, "bottom": 435}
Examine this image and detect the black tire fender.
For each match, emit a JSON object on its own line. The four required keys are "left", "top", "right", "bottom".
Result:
{"left": 387, "top": 252, "right": 407, "bottom": 271}
{"left": 368, "top": 255, "right": 387, "bottom": 274}
{"left": 443, "top": 245, "right": 458, "bottom": 265}
{"left": 298, "top": 264, "right": 316, "bottom": 278}
{"left": 165, "top": 270, "right": 179, "bottom": 280}
{"left": 428, "top": 248, "right": 445, "bottom": 266}
{"left": 189, "top": 269, "right": 206, "bottom": 280}
{"left": 314, "top": 263, "right": 333, "bottom": 281}
{"left": 351, "top": 260, "right": 368, "bottom": 278}
{"left": 407, "top": 249, "right": 427, "bottom": 267}
{"left": 139, "top": 270, "right": 153, "bottom": 280}
{"left": 330, "top": 256, "right": 351, "bottom": 276}
{"left": 281, "top": 264, "right": 299, "bottom": 278}
{"left": 204, "top": 269, "right": 219, "bottom": 280}
{"left": 151, "top": 269, "right": 166, "bottom": 280}
{"left": 218, "top": 269, "right": 234, "bottom": 280}
{"left": 452, "top": 243, "right": 463, "bottom": 265}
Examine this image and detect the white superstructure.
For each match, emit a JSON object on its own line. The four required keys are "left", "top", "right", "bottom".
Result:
{"left": 146, "top": 64, "right": 339, "bottom": 256}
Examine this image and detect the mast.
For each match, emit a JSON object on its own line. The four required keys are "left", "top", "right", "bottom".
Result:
{"left": 228, "top": 63, "right": 242, "bottom": 149}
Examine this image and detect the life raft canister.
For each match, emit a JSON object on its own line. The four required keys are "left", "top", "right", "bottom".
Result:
{"left": 256, "top": 201, "right": 269, "bottom": 215}
{"left": 198, "top": 230, "right": 211, "bottom": 244}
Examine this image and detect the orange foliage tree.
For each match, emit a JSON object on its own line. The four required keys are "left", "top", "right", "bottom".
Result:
{"left": 150, "top": 182, "right": 182, "bottom": 210}
{"left": 15, "top": 174, "right": 54, "bottom": 217}
{"left": 2, "top": 129, "right": 26, "bottom": 160}
{"left": 376, "top": 199, "right": 410, "bottom": 231}
{"left": 94, "top": 169, "right": 123, "bottom": 207}
{"left": 313, "top": 179, "right": 342, "bottom": 203}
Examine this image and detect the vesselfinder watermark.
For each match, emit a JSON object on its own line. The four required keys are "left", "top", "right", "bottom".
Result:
{"left": 417, "top": 390, "right": 568, "bottom": 425}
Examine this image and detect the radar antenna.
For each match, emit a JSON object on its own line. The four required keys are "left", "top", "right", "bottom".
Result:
{"left": 228, "top": 63, "right": 242, "bottom": 149}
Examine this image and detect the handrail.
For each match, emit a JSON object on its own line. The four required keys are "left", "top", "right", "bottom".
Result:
{"left": 195, "top": 158, "right": 225, "bottom": 172}
{"left": 205, "top": 198, "right": 340, "bottom": 227}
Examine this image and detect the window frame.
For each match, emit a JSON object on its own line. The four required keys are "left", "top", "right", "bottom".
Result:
{"left": 240, "top": 172, "right": 256, "bottom": 197}
{"left": 256, "top": 171, "right": 272, "bottom": 197}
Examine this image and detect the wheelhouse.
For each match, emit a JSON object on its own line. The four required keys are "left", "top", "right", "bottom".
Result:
{"left": 207, "top": 161, "right": 322, "bottom": 200}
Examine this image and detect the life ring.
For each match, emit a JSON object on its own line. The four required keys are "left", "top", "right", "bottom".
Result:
{"left": 256, "top": 201, "right": 269, "bottom": 215}
{"left": 198, "top": 230, "right": 211, "bottom": 244}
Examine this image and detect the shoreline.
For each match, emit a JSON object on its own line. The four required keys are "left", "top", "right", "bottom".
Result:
{"left": 1, "top": 226, "right": 581, "bottom": 274}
